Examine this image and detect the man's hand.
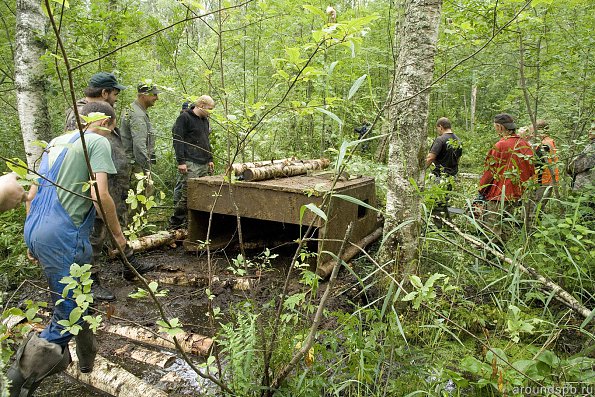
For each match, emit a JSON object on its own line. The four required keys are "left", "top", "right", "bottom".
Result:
{"left": 0, "top": 173, "right": 27, "bottom": 212}
{"left": 178, "top": 164, "right": 188, "bottom": 174}
{"left": 208, "top": 162, "right": 214, "bottom": 175}
{"left": 115, "top": 234, "right": 127, "bottom": 251}
{"left": 27, "top": 249, "right": 39, "bottom": 264}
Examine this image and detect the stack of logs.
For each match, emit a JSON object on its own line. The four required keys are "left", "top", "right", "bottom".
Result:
{"left": 228, "top": 157, "right": 331, "bottom": 181}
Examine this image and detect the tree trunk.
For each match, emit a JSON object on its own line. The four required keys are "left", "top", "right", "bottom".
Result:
{"left": 378, "top": 0, "right": 442, "bottom": 276}
{"left": 15, "top": 0, "right": 52, "bottom": 170}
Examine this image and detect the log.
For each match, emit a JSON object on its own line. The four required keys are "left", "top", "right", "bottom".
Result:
{"left": 316, "top": 227, "right": 384, "bottom": 279}
{"left": 102, "top": 324, "right": 213, "bottom": 356}
{"left": 150, "top": 272, "right": 255, "bottom": 291}
{"left": 109, "top": 229, "right": 188, "bottom": 257}
{"left": 441, "top": 217, "right": 593, "bottom": 320}
{"left": 228, "top": 157, "right": 295, "bottom": 176}
{"left": 242, "top": 158, "right": 331, "bottom": 181}
{"left": 458, "top": 172, "right": 480, "bottom": 180}
{"left": 114, "top": 344, "right": 177, "bottom": 368}
{"left": 66, "top": 344, "right": 168, "bottom": 397}
{"left": 2, "top": 314, "right": 26, "bottom": 330}
{"left": 149, "top": 272, "right": 214, "bottom": 287}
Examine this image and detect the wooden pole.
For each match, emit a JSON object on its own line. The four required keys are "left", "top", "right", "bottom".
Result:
{"left": 316, "top": 227, "right": 384, "bottom": 279}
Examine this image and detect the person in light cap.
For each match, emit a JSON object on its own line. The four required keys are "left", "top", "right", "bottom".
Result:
{"left": 119, "top": 81, "right": 160, "bottom": 221}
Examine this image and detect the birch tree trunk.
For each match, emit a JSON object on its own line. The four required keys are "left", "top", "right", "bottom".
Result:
{"left": 378, "top": 0, "right": 442, "bottom": 276}
{"left": 15, "top": 0, "right": 51, "bottom": 170}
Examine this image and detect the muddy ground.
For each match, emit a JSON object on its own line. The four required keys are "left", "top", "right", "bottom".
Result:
{"left": 10, "top": 240, "right": 366, "bottom": 396}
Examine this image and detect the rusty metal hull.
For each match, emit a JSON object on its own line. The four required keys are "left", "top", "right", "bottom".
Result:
{"left": 185, "top": 175, "right": 378, "bottom": 262}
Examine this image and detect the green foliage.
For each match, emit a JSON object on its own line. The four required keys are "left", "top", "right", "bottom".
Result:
{"left": 0, "top": 210, "right": 38, "bottom": 289}
{"left": 56, "top": 263, "right": 101, "bottom": 335}
{"left": 125, "top": 172, "right": 164, "bottom": 239}
{"left": 128, "top": 280, "right": 169, "bottom": 299}
{"left": 401, "top": 273, "right": 456, "bottom": 310}
{"left": 217, "top": 309, "right": 262, "bottom": 396}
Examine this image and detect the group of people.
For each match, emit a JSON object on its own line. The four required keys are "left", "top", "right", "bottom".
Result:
{"left": 3, "top": 72, "right": 216, "bottom": 396}
{"left": 426, "top": 113, "right": 594, "bottom": 240}
{"left": 1, "top": 72, "right": 593, "bottom": 394}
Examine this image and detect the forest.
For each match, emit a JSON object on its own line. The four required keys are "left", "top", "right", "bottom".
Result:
{"left": 0, "top": 0, "right": 594, "bottom": 396}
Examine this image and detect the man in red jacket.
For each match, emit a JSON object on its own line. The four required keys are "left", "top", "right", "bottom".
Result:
{"left": 477, "top": 113, "right": 535, "bottom": 241}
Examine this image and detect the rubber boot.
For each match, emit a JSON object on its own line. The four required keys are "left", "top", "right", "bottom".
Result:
{"left": 6, "top": 334, "right": 71, "bottom": 397}
{"left": 75, "top": 323, "right": 98, "bottom": 373}
{"left": 89, "top": 273, "right": 116, "bottom": 302}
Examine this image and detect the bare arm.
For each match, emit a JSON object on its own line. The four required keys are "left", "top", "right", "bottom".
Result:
{"left": 0, "top": 173, "right": 28, "bottom": 212}
{"left": 91, "top": 172, "right": 126, "bottom": 250}
{"left": 425, "top": 152, "right": 437, "bottom": 168}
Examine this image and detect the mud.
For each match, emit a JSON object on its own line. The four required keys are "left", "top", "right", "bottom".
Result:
{"left": 9, "top": 241, "right": 367, "bottom": 396}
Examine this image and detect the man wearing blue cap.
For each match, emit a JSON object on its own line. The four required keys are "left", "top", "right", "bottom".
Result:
{"left": 65, "top": 72, "right": 126, "bottom": 132}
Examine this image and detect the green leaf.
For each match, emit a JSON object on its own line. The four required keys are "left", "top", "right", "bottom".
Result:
{"left": 536, "top": 350, "right": 560, "bottom": 368}
{"left": 315, "top": 107, "right": 343, "bottom": 127}
{"left": 580, "top": 308, "right": 595, "bottom": 329}
{"left": 81, "top": 112, "right": 110, "bottom": 124}
{"left": 304, "top": 203, "right": 327, "bottom": 221}
{"left": 148, "top": 281, "right": 159, "bottom": 293}
{"left": 409, "top": 275, "right": 423, "bottom": 289}
{"left": 302, "top": 5, "right": 326, "bottom": 20}
{"left": 401, "top": 291, "right": 417, "bottom": 302}
{"left": 332, "top": 194, "right": 380, "bottom": 213}
{"left": 347, "top": 74, "right": 367, "bottom": 100}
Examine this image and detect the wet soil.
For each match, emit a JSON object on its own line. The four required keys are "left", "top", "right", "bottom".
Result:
{"left": 9, "top": 242, "right": 366, "bottom": 396}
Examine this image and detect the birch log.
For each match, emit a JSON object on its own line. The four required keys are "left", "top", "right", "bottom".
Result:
{"left": 228, "top": 158, "right": 295, "bottom": 176}
{"left": 102, "top": 324, "right": 213, "bottom": 356}
{"left": 316, "top": 227, "right": 384, "bottom": 279}
{"left": 442, "top": 218, "right": 593, "bottom": 320}
{"left": 109, "top": 229, "right": 188, "bottom": 257}
{"left": 66, "top": 345, "right": 168, "bottom": 397}
{"left": 114, "top": 344, "right": 176, "bottom": 368}
{"left": 242, "top": 159, "right": 330, "bottom": 181}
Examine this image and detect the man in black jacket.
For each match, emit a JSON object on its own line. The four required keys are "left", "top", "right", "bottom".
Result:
{"left": 169, "top": 95, "right": 215, "bottom": 229}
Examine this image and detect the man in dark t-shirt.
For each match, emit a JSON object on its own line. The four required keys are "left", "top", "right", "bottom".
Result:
{"left": 426, "top": 117, "right": 462, "bottom": 178}
{"left": 425, "top": 117, "right": 463, "bottom": 223}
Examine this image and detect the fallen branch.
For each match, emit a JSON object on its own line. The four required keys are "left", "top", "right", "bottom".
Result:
{"left": 102, "top": 324, "right": 213, "bottom": 356}
{"left": 316, "top": 227, "right": 383, "bottom": 279}
{"left": 114, "top": 344, "right": 177, "bottom": 368}
{"left": 441, "top": 217, "right": 592, "bottom": 320}
{"left": 109, "top": 229, "right": 188, "bottom": 257}
{"left": 66, "top": 344, "right": 169, "bottom": 397}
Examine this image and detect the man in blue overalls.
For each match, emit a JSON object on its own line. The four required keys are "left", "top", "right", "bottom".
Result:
{"left": 7, "top": 102, "right": 128, "bottom": 396}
